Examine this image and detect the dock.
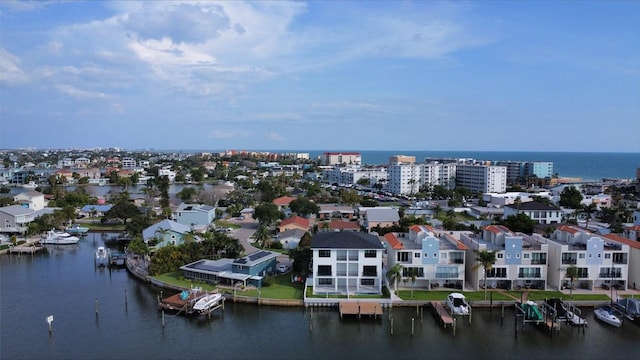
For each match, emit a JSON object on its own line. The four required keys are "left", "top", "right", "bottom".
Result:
{"left": 431, "top": 301, "right": 454, "bottom": 328}
{"left": 8, "top": 243, "right": 45, "bottom": 254}
{"left": 339, "top": 301, "right": 383, "bottom": 319}
{"left": 158, "top": 288, "right": 224, "bottom": 317}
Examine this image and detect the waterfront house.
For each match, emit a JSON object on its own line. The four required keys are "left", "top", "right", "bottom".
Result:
{"left": 502, "top": 201, "right": 562, "bottom": 224}
{"left": 460, "top": 225, "right": 549, "bottom": 291}
{"left": 545, "top": 225, "right": 630, "bottom": 291}
{"left": 79, "top": 204, "right": 113, "bottom": 218}
{"left": 276, "top": 228, "right": 307, "bottom": 250}
{"left": 310, "top": 232, "right": 385, "bottom": 295}
{"left": 384, "top": 225, "right": 467, "bottom": 291}
{"left": 172, "top": 203, "right": 216, "bottom": 231}
{"left": 142, "top": 219, "right": 195, "bottom": 250}
{"left": 358, "top": 206, "right": 400, "bottom": 232}
{"left": 13, "top": 190, "right": 46, "bottom": 211}
{"left": 602, "top": 233, "right": 640, "bottom": 291}
{"left": 180, "top": 250, "right": 279, "bottom": 288}
{"left": 277, "top": 216, "right": 310, "bottom": 233}
{"left": 0, "top": 205, "right": 36, "bottom": 234}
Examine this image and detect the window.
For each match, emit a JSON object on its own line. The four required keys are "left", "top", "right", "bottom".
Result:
{"left": 562, "top": 253, "right": 577, "bottom": 264}
{"left": 516, "top": 253, "right": 520, "bottom": 259}
{"left": 531, "top": 253, "right": 546, "bottom": 265}
{"left": 318, "top": 278, "right": 333, "bottom": 285}
{"left": 319, "top": 250, "right": 331, "bottom": 258}
{"left": 364, "top": 250, "right": 377, "bottom": 258}
{"left": 361, "top": 279, "right": 375, "bottom": 286}
{"left": 506, "top": 253, "right": 511, "bottom": 259}
{"left": 362, "top": 266, "right": 377, "bottom": 277}
{"left": 604, "top": 253, "right": 611, "bottom": 259}
{"left": 317, "top": 265, "right": 332, "bottom": 276}
{"left": 523, "top": 253, "right": 530, "bottom": 259}
{"left": 397, "top": 252, "right": 410, "bottom": 262}
{"left": 441, "top": 253, "right": 448, "bottom": 259}
{"left": 497, "top": 253, "right": 503, "bottom": 259}
{"left": 487, "top": 267, "right": 507, "bottom": 278}
{"left": 577, "top": 268, "right": 588, "bottom": 278}
{"left": 518, "top": 267, "right": 541, "bottom": 278}
{"left": 414, "top": 252, "right": 420, "bottom": 258}
{"left": 579, "top": 253, "right": 585, "bottom": 259}
{"left": 435, "top": 266, "right": 458, "bottom": 279}
{"left": 613, "top": 253, "right": 628, "bottom": 264}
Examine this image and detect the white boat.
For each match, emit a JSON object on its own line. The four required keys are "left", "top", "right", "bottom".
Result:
{"left": 21, "top": 181, "right": 38, "bottom": 189}
{"left": 95, "top": 246, "right": 109, "bottom": 267}
{"left": 566, "top": 310, "right": 588, "bottom": 326}
{"left": 40, "top": 229, "right": 80, "bottom": 245}
{"left": 66, "top": 224, "right": 90, "bottom": 234}
{"left": 192, "top": 293, "right": 224, "bottom": 312}
{"left": 594, "top": 305, "right": 623, "bottom": 328}
{"left": 446, "top": 292, "right": 470, "bottom": 315}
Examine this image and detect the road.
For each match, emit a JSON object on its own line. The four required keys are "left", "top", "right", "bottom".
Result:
{"left": 228, "top": 218, "right": 292, "bottom": 268}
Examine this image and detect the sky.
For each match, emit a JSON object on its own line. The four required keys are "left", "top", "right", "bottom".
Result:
{"left": 1, "top": 1, "right": 639, "bottom": 153}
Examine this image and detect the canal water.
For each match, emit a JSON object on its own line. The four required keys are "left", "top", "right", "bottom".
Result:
{"left": 1, "top": 233, "right": 638, "bottom": 360}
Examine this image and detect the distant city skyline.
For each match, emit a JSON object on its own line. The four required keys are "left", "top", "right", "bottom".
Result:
{"left": 1, "top": 1, "right": 639, "bottom": 153}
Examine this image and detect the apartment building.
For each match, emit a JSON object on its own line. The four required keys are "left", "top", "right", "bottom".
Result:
{"left": 455, "top": 164, "right": 507, "bottom": 193}
{"left": 546, "top": 225, "right": 630, "bottom": 291}
{"left": 322, "top": 152, "right": 362, "bottom": 166}
{"left": 311, "top": 232, "right": 385, "bottom": 295}
{"left": 503, "top": 201, "right": 562, "bottom": 224}
{"left": 384, "top": 225, "right": 467, "bottom": 291}
{"left": 460, "top": 225, "right": 549, "bottom": 291}
{"left": 323, "top": 166, "right": 387, "bottom": 187}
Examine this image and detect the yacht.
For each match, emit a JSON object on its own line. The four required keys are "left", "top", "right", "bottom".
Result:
{"left": 40, "top": 229, "right": 80, "bottom": 245}
{"left": 446, "top": 292, "right": 470, "bottom": 315}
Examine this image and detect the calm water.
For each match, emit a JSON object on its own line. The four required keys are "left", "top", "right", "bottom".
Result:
{"left": 1, "top": 233, "right": 638, "bottom": 360}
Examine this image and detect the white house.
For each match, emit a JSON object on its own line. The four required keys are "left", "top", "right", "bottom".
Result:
{"left": 311, "top": 232, "right": 385, "bottom": 295}
{"left": 384, "top": 225, "right": 467, "bottom": 291}
{"left": 545, "top": 225, "right": 630, "bottom": 291}
{"left": 503, "top": 201, "right": 562, "bottom": 224}
{"left": 276, "top": 228, "right": 307, "bottom": 250}
{"left": 460, "top": 225, "right": 549, "bottom": 291}
{"left": 172, "top": 203, "right": 216, "bottom": 231}
{"left": 13, "top": 190, "right": 46, "bottom": 211}
{"left": 0, "top": 205, "right": 36, "bottom": 234}
{"left": 358, "top": 207, "right": 400, "bottom": 232}
{"left": 142, "top": 219, "right": 195, "bottom": 250}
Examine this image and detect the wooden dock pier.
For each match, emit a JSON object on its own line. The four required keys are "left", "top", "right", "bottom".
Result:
{"left": 8, "top": 243, "right": 45, "bottom": 254}
{"left": 339, "top": 301, "right": 382, "bottom": 319}
{"left": 431, "top": 301, "right": 453, "bottom": 328}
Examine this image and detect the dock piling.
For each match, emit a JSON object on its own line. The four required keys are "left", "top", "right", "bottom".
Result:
{"left": 124, "top": 289, "right": 128, "bottom": 310}
{"left": 390, "top": 317, "right": 394, "bottom": 335}
{"left": 95, "top": 298, "right": 99, "bottom": 317}
{"left": 411, "top": 317, "right": 415, "bottom": 336}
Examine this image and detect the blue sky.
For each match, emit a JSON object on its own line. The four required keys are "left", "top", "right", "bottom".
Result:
{"left": 1, "top": 1, "right": 639, "bottom": 152}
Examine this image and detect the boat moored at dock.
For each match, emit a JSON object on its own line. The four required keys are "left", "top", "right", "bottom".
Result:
{"left": 95, "top": 246, "right": 110, "bottom": 267}
{"left": 40, "top": 229, "right": 80, "bottom": 245}
{"left": 66, "top": 224, "right": 90, "bottom": 234}
{"left": 594, "top": 305, "right": 623, "bottom": 328}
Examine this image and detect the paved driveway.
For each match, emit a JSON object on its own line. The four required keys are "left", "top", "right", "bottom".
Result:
{"left": 230, "top": 218, "right": 292, "bottom": 267}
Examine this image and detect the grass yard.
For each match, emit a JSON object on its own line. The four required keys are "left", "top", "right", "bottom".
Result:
{"left": 241, "top": 274, "right": 305, "bottom": 299}
{"left": 152, "top": 272, "right": 218, "bottom": 292}
{"left": 396, "top": 290, "right": 515, "bottom": 301}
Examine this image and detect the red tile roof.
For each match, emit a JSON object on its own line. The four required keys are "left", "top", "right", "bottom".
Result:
{"left": 409, "top": 224, "right": 434, "bottom": 234}
{"left": 556, "top": 225, "right": 582, "bottom": 235}
{"left": 442, "top": 233, "right": 469, "bottom": 250}
{"left": 603, "top": 233, "right": 640, "bottom": 250}
{"left": 625, "top": 225, "right": 640, "bottom": 231}
{"left": 384, "top": 233, "right": 403, "bottom": 250}
{"left": 482, "top": 225, "right": 513, "bottom": 234}
{"left": 329, "top": 221, "right": 360, "bottom": 230}
{"left": 278, "top": 216, "right": 310, "bottom": 229}
{"left": 273, "top": 196, "right": 297, "bottom": 206}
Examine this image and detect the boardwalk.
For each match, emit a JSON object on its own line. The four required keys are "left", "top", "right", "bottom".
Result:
{"left": 339, "top": 301, "right": 383, "bottom": 319}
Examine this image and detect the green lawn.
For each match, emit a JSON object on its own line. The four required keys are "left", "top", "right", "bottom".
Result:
{"left": 152, "top": 272, "right": 218, "bottom": 292}
{"left": 240, "top": 274, "right": 305, "bottom": 299}
{"left": 508, "top": 290, "right": 611, "bottom": 302}
{"left": 396, "top": 290, "right": 515, "bottom": 301}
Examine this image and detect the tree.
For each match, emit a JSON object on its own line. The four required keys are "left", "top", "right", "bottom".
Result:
{"left": 565, "top": 265, "right": 578, "bottom": 299}
{"left": 404, "top": 267, "right": 419, "bottom": 299}
{"left": 254, "top": 225, "right": 271, "bottom": 249}
{"left": 253, "top": 202, "right": 282, "bottom": 226}
{"left": 104, "top": 202, "right": 141, "bottom": 225}
{"left": 559, "top": 186, "right": 583, "bottom": 209}
{"left": 580, "top": 203, "right": 598, "bottom": 230}
{"left": 177, "top": 187, "right": 197, "bottom": 202}
{"left": 289, "top": 197, "right": 320, "bottom": 217}
{"left": 386, "top": 263, "right": 403, "bottom": 293}
{"left": 340, "top": 189, "right": 361, "bottom": 206}
{"left": 501, "top": 213, "right": 535, "bottom": 234}
{"left": 472, "top": 250, "right": 497, "bottom": 300}
{"left": 127, "top": 236, "right": 148, "bottom": 255}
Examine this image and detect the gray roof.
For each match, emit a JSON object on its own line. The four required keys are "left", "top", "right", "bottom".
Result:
{"left": 232, "top": 250, "right": 279, "bottom": 267}
{"left": 142, "top": 219, "right": 192, "bottom": 240}
{"left": 364, "top": 208, "right": 400, "bottom": 222}
{"left": 279, "top": 228, "right": 307, "bottom": 240}
{"left": 0, "top": 205, "right": 34, "bottom": 216}
{"left": 506, "top": 201, "right": 559, "bottom": 211}
{"left": 311, "top": 232, "right": 384, "bottom": 249}
{"left": 176, "top": 203, "right": 215, "bottom": 212}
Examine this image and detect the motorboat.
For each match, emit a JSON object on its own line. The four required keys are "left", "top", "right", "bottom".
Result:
{"left": 40, "top": 229, "right": 80, "bottom": 245}
{"left": 95, "top": 246, "right": 109, "bottom": 267}
{"left": 21, "top": 181, "right": 38, "bottom": 189}
{"left": 192, "top": 293, "right": 224, "bottom": 312}
{"left": 66, "top": 224, "right": 89, "bottom": 234}
{"left": 521, "top": 300, "right": 543, "bottom": 322}
{"left": 594, "top": 305, "right": 623, "bottom": 328}
{"left": 446, "top": 292, "right": 470, "bottom": 315}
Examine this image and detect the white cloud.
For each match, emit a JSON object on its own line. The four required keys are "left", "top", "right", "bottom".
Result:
{"left": 269, "top": 132, "right": 284, "bottom": 141}
{"left": 0, "top": 48, "right": 29, "bottom": 85}
{"left": 208, "top": 130, "right": 248, "bottom": 139}
{"left": 54, "top": 84, "right": 109, "bottom": 100}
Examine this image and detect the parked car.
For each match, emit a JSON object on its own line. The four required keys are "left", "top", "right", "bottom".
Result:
{"left": 277, "top": 264, "right": 290, "bottom": 273}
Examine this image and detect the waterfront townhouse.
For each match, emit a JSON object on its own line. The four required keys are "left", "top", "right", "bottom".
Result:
{"left": 172, "top": 203, "right": 217, "bottom": 231}
{"left": 310, "top": 232, "right": 385, "bottom": 295}
{"left": 13, "top": 190, "right": 46, "bottom": 211}
{"left": 503, "top": 201, "right": 562, "bottom": 224}
{"left": 358, "top": 206, "right": 400, "bottom": 232}
{"left": 0, "top": 205, "right": 35, "bottom": 234}
{"left": 384, "top": 225, "right": 467, "bottom": 291}
{"left": 545, "top": 225, "right": 630, "bottom": 291}
{"left": 602, "top": 233, "right": 640, "bottom": 291}
{"left": 460, "top": 225, "right": 549, "bottom": 291}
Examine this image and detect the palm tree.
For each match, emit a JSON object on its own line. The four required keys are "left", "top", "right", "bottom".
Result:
{"left": 565, "top": 265, "right": 578, "bottom": 299}
{"left": 472, "top": 249, "right": 497, "bottom": 300}
{"left": 405, "top": 267, "right": 419, "bottom": 299}
{"left": 386, "top": 263, "right": 403, "bottom": 294}
{"left": 580, "top": 203, "right": 597, "bottom": 230}
{"left": 254, "top": 225, "right": 271, "bottom": 249}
